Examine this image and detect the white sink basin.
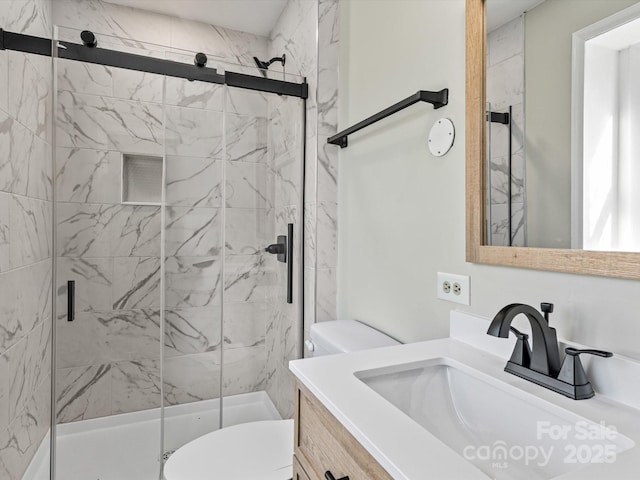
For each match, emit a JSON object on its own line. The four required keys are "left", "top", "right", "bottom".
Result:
{"left": 356, "top": 358, "right": 634, "bottom": 480}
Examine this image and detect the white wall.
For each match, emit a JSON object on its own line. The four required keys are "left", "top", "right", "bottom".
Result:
{"left": 338, "top": 0, "right": 640, "bottom": 361}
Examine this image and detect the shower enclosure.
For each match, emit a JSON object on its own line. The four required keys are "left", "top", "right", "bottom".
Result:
{"left": 51, "top": 27, "right": 306, "bottom": 479}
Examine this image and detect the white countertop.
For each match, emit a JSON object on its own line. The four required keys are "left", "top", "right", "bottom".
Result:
{"left": 290, "top": 312, "right": 640, "bottom": 480}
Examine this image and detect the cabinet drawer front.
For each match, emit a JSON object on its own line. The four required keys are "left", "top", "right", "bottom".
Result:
{"left": 295, "top": 386, "right": 393, "bottom": 480}
{"left": 294, "top": 455, "right": 315, "bottom": 480}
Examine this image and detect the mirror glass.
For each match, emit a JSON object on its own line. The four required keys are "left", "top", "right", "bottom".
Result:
{"left": 485, "top": 0, "right": 640, "bottom": 251}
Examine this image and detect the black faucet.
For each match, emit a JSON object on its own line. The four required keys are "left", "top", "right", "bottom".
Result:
{"left": 487, "top": 303, "right": 612, "bottom": 400}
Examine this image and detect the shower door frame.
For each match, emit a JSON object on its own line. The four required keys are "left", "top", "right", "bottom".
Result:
{"left": 39, "top": 26, "right": 309, "bottom": 480}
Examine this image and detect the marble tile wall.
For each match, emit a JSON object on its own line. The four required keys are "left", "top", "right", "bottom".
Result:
{"left": 52, "top": 0, "right": 292, "bottom": 427}
{"left": 0, "top": 1, "right": 53, "bottom": 479}
{"left": 51, "top": 0, "right": 336, "bottom": 432}
{"left": 54, "top": 58, "right": 165, "bottom": 423}
{"left": 487, "top": 15, "right": 526, "bottom": 247}
{"left": 264, "top": 0, "right": 339, "bottom": 419}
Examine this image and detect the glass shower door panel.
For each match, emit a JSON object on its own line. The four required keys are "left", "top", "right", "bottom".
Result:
{"left": 54, "top": 28, "right": 165, "bottom": 480}
{"left": 161, "top": 74, "right": 224, "bottom": 456}
{"left": 221, "top": 86, "right": 304, "bottom": 425}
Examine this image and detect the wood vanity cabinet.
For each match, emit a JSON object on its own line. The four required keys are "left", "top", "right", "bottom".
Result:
{"left": 294, "top": 382, "right": 394, "bottom": 480}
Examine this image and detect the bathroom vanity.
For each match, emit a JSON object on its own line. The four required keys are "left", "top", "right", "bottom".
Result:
{"left": 290, "top": 312, "right": 640, "bottom": 480}
{"left": 293, "top": 382, "right": 392, "bottom": 480}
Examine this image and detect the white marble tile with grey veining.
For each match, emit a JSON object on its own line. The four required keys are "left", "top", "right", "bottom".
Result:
{"left": 318, "top": 0, "right": 340, "bottom": 71}
{"left": 487, "top": 53, "right": 524, "bottom": 112}
{"left": 488, "top": 15, "right": 523, "bottom": 67}
{"left": 317, "top": 68, "right": 338, "bottom": 135}
{"left": 223, "top": 302, "right": 267, "bottom": 350}
{"left": 57, "top": 203, "right": 160, "bottom": 257}
{"left": 490, "top": 202, "right": 525, "bottom": 247}
{"left": 56, "top": 257, "right": 112, "bottom": 317}
{"left": 226, "top": 114, "right": 268, "bottom": 163}
{"left": 164, "top": 307, "right": 221, "bottom": 357}
{"left": 163, "top": 352, "right": 220, "bottom": 406}
{"left": 272, "top": 155, "right": 302, "bottom": 209}
{"left": 57, "top": 203, "right": 118, "bottom": 257}
{"left": 56, "top": 91, "right": 163, "bottom": 154}
{"left": 110, "top": 205, "right": 161, "bottom": 257}
{"left": 222, "top": 345, "right": 266, "bottom": 397}
{"left": 111, "top": 359, "right": 161, "bottom": 414}
{"left": 53, "top": 0, "right": 172, "bottom": 49}
{"left": 164, "top": 256, "right": 221, "bottom": 308}
{"left": 25, "top": 319, "right": 51, "bottom": 402}
{"left": 270, "top": 0, "right": 318, "bottom": 78}
{"left": 269, "top": 96, "right": 302, "bottom": 161}
{"left": 225, "top": 161, "right": 274, "bottom": 209}
{"left": 58, "top": 309, "right": 159, "bottom": 369}
{"left": 5, "top": 337, "right": 28, "bottom": 423}
{"left": 11, "top": 260, "right": 51, "bottom": 343}
{"left": 317, "top": 135, "right": 338, "bottom": 203}
{"left": 10, "top": 195, "right": 51, "bottom": 267}
{"left": 0, "top": 111, "right": 15, "bottom": 194}
{"left": 303, "top": 266, "right": 316, "bottom": 327}
{"left": 112, "top": 68, "right": 164, "bottom": 103}
{"left": 56, "top": 147, "right": 121, "bottom": 204}
{"left": 170, "top": 16, "right": 268, "bottom": 68}
{"left": 316, "top": 267, "right": 337, "bottom": 323}
{"left": 225, "top": 208, "right": 273, "bottom": 255}
{"left": 112, "top": 257, "right": 160, "bottom": 310}
{"left": 26, "top": 133, "right": 52, "bottom": 202}
{"left": 56, "top": 58, "right": 113, "bottom": 97}
{"left": 165, "top": 207, "right": 221, "bottom": 256}
{"left": 7, "top": 51, "right": 50, "bottom": 141}
{"left": 165, "top": 78, "right": 224, "bottom": 111}
{"left": 56, "top": 364, "right": 111, "bottom": 423}
{"left": 0, "top": 373, "right": 50, "bottom": 479}
{"left": 304, "top": 204, "right": 316, "bottom": 268}
{"left": 0, "top": 193, "right": 10, "bottom": 273}
{"left": 165, "top": 106, "right": 223, "bottom": 158}
{"left": 489, "top": 150, "right": 525, "bottom": 205}
{"left": 0, "top": 0, "right": 51, "bottom": 38}
{"left": 316, "top": 202, "right": 337, "bottom": 269}
{"left": 0, "top": 50, "right": 6, "bottom": 115}
{"left": 224, "top": 254, "right": 274, "bottom": 303}
{"left": 0, "top": 112, "right": 33, "bottom": 196}
{"left": 166, "top": 156, "right": 222, "bottom": 208}
{"left": 226, "top": 88, "right": 268, "bottom": 117}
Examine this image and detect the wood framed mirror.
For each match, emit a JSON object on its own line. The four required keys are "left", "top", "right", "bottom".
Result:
{"left": 466, "top": 0, "right": 640, "bottom": 279}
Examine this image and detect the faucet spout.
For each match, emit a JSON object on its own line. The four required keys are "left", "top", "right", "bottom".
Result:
{"left": 488, "top": 303, "right": 561, "bottom": 376}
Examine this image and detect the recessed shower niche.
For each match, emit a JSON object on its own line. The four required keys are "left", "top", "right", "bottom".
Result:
{"left": 122, "top": 154, "right": 163, "bottom": 205}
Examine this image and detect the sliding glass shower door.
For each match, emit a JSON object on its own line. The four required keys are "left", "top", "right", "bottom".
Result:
{"left": 52, "top": 27, "right": 304, "bottom": 480}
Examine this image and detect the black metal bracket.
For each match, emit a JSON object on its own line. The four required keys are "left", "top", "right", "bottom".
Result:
{"left": 487, "top": 111, "right": 510, "bottom": 125}
{"left": 0, "top": 28, "right": 308, "bottom": 99}
{"left": 327, "top": 89, "right": 449, "bottom": 148}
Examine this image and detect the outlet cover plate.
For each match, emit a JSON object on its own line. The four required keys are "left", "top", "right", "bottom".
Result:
{"left": 437, "top": 272, "right": 470, "bottom": 305}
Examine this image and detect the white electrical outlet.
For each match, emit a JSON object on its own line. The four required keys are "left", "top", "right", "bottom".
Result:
{"left": 437, "top": 272, "right": 470, "bottom": 305}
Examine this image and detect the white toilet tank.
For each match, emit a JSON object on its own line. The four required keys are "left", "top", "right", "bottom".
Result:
{"left": 309, "top": 320, "right": 400, "bottom": 356}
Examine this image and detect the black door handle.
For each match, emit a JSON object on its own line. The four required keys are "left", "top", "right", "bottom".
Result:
{"left": 264, "top": 224, "right": 294, "bottom": 304}
{"left": 67, "top": 280, "right": 75, "bottom": 321}
{"left": 325, "top": 471, "right": 349, "bottom": 480}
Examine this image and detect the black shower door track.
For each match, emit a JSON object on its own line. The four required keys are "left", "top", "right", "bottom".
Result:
{"left": 0, "top": 29, "right": 309, "bottom": 99}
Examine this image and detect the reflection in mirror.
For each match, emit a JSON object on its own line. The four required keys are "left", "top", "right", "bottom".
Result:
{"left": 485, "top": 0, "right": 640, "bottom": 251}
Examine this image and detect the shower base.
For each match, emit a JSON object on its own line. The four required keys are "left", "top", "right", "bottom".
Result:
{"left": 24, "top": 391, "right": 281, "bottom": 480}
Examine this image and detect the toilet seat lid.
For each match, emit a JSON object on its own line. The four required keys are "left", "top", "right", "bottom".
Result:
{"left": 164, "top": 419, "right": 294, "bottom": 480}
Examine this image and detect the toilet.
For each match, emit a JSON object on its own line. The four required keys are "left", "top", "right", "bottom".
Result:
{"left": 163, "top": 320, "right": 399, "bottom": 480}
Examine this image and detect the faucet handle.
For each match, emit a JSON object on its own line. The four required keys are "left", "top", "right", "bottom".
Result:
{"left": 565, "top": 347, "right": 612, "bottom": 358}
{"left": 557, "top": 347, "right": 613, "bottom": 399}
{"left": 508, "top": 326, "right": 532, "bottom": 367}
{"left": 540, "top": 302, "right": 554, "bottom": 322}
